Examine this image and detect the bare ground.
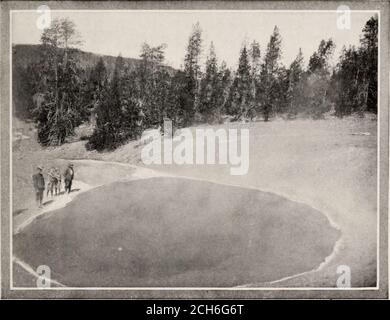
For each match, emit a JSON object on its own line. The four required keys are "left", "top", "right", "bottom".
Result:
{"left": 12, "top": 115, "right": 378, "bottom": 288}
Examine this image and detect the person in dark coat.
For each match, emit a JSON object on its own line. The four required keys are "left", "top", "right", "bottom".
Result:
{"left": 64, "top": 163, "right": 74, "bottom": 194}
{"left": 32, "top": 165, "right": 45, "bottom": 208}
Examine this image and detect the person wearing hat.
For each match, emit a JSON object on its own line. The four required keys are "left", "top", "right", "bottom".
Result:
{"left": 64, "top": 163, "right": 74, "bottom": 194}
{"left": 32, "top": 165, "right": 45, "bottom": 208}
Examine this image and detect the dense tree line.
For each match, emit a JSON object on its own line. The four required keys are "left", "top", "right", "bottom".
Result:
{"left": 332, "top": 16, "right": 378, "bottom": 116}
{"left": 27, "top": 15, "right": 378, "bottom": 150}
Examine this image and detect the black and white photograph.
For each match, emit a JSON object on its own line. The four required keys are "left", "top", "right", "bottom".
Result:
{"left": 0, "top": 1, "right": 388, "bottom": 301}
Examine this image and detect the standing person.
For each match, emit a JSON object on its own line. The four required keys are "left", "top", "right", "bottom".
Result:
{"left": 64, "top": 163, "right": 74, "bottom": 194}
{"left": 32, "top": 165, "right": 45, "bottom": 208}
{"left": 47, "top": 167, "right": 58, "bottom": 197}
{"left": 55, "top": 167, "right": 62, "bottom": 195}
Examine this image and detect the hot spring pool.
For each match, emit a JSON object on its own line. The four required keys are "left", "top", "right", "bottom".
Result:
{"left": 14, "top": 177, "right": 340, "bottom": 287}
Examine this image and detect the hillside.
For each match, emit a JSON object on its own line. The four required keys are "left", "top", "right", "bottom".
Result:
{"left": 12, "top": 44, "right": 176, "bottom": 120}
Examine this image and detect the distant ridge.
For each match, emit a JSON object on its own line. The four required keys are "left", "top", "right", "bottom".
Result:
{"left": 12, "top": 44, "right": 176, "bottom": 120}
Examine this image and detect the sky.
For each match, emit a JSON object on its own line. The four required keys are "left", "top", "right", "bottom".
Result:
{"left": 11, "top": 10, "right": 376, "bottom": 70}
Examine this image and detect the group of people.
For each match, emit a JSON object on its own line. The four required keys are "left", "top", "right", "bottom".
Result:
{"left": 32, "top": 163, "right": 75, "bottom": 208}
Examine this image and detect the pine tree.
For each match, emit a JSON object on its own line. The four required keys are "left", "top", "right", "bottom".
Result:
{"left": 85, "top": 58, "right": 108, "bottom": 125}
{"left": 137, "top": 43, "right": 170, "bottom": 127}
{"left": 198, "top": 42, "right": 220, "bottom": 123}
{"left": 218, "top": 61, "right": 233, "bottom": 119}
{"left": 332, "top": 15, "right": 378, "bottom": 117}
{"left": 167, "top": 70, "right": 188, "bottom": 128}
{"left": 226, "top": 45, "right": 251, "bottom": 120}
{"left": 308, "top": 39, "right": 334, "bottom": 73}
{"left": 121, "top": 68, "right": 144, "bottom": 139}
{"left": 248, "top": 41, "right": 261, "bottom": 119}
{"left": 89, "top": 55, "right": 126, "bottom": 150}
{"left": 31, "top": 18, "right": 86, "bottom": 145}
{"left": 286, "top": 48, "right": 304, "bottom": 118}
{"left": 305, "top": 39, "right": 335, "bottom": 118}
{"left": 259, "top": 26, "right": 282, "bottom": 121}
{"left": 333, "top": 46, "right": 360, "bottom": 116}
{"left": 360, "top": 15, "right": 378, "bottom": 114}
{"left": 182, "top": 22, "right": 202, "bottom": 126}
{"left": 274, "top": 66, "right": 290, "bottom": 114}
